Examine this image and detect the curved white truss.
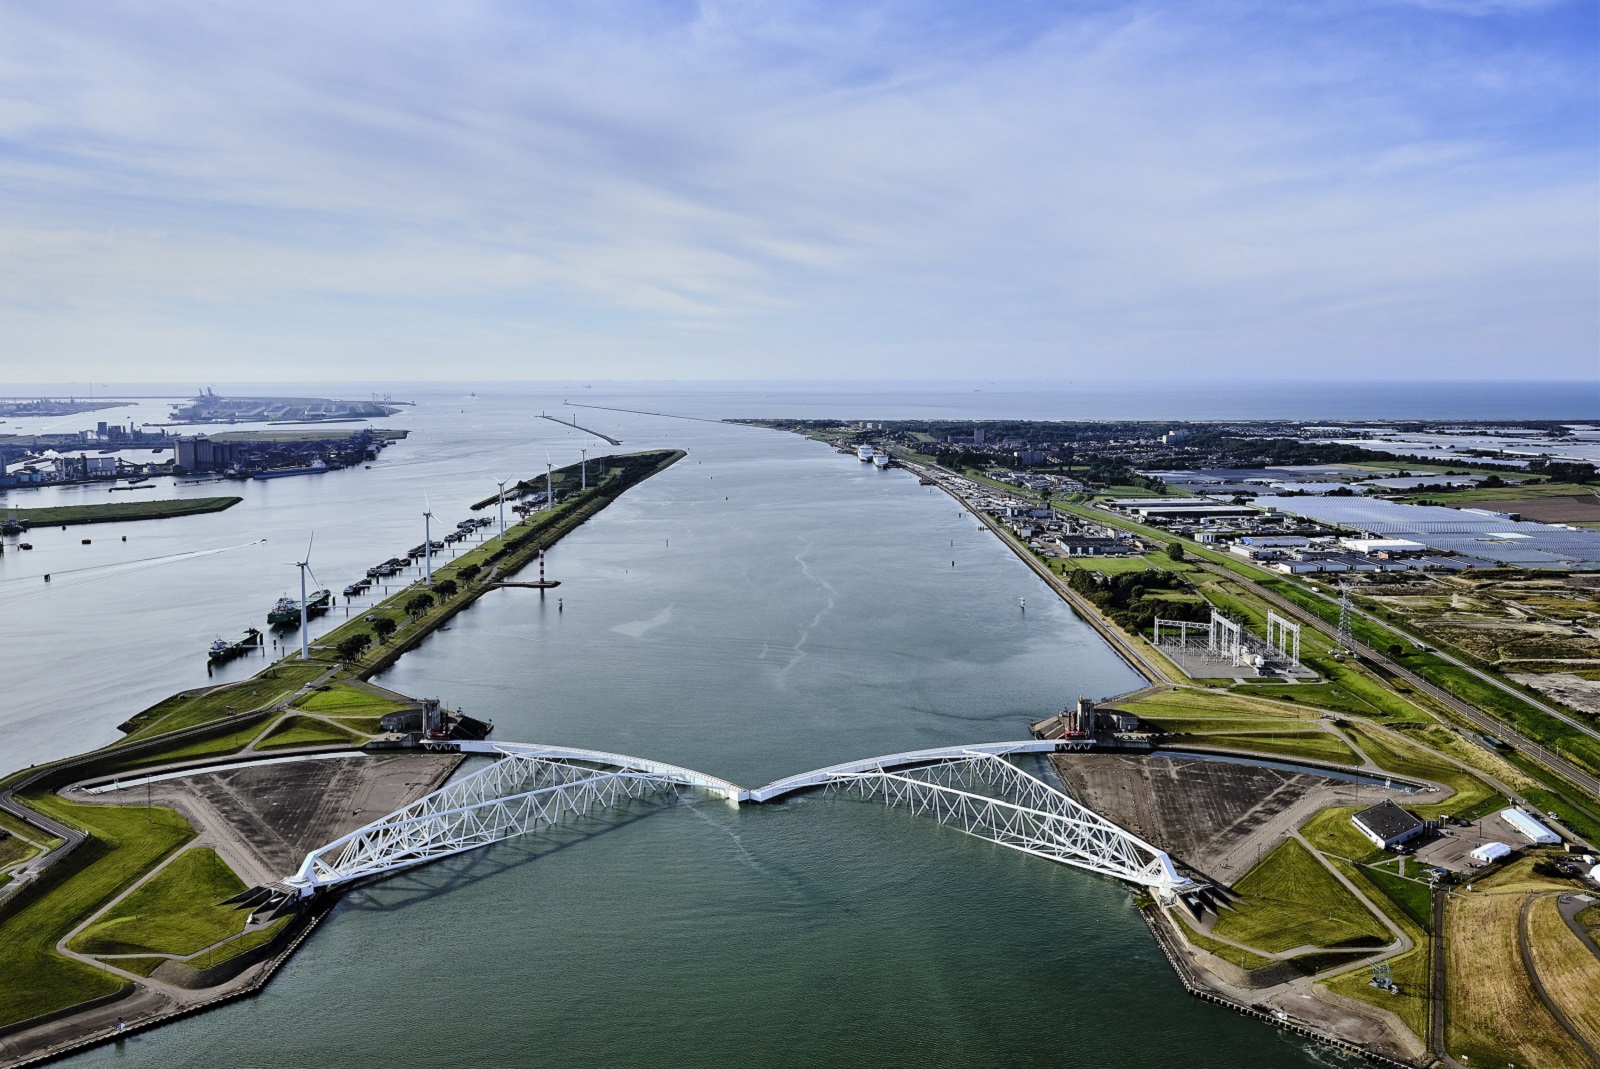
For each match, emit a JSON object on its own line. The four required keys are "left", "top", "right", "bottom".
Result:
{"left": 455, "top": 741, "right": 745, "bottom": 801}
{"left": 746, "top": 740, "right": 1062, "bottom": 802}
{"left": 287, "top": 753, "right": 686, "bottom": 893}
{"left": 828, "top": 751, "right": 1188, "bottom": 892}
{"left": 284, "top": 740, "right": 1189, "bottom": 897}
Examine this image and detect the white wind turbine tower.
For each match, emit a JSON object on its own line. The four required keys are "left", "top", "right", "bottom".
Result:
{"left": 293, "top": 534, "right": 318, "bottom": 661}
{"left": 423, "top": 495, "right": 435, "bottom": 586}
{"left": 544, "top": 449, "right": 554, "bottom": 512}
{"left": 580, "top": 448, "right": 587, "bottom": 490}
{"left": 495, "top": 478, "right": 511, "bottom": 539}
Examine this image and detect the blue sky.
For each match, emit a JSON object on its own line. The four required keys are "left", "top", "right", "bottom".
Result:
{"left": 0, "top": 0, "right": 1594, "bottom": 382}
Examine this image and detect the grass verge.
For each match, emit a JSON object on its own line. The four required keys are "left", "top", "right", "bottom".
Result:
{"left": 1168, "top": 731, "right": 1361, "bottom": 766}
{"left": 187, "top": 916, "right": 291, "bottom": 971}
{"left": 1171, "top": 913, "right": 1275, "bottom": 971}
{"left": 0, "top": 795, "right": 193, "bottom": 1027}
{"left": 119, "top": 664, "right": 326, "bottom": 740}
{"left": 69, "top": 847, "right": 247, "bottom": 957}
{"left": 256, "top": 715, "right": 363, "bottom": 750}
{"left": 1212, "top": 839, "right": 1389, "bottom": 953}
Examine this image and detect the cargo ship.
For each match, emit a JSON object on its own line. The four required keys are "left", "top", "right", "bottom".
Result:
{"left": 208, "top": 627, "right": 263, "bottom": 663}
{"left": 253, "top": 456, "right": 329, "bottom": 480}
{"left": 267, "top": 589, "right": 332, "bottom": 626}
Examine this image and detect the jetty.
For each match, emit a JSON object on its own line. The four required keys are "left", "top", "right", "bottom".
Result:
{"left": 539, "top": 412, "right": 620, "bottom": 446}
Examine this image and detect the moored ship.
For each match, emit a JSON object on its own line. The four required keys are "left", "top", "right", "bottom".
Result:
{"left": 267, "top": 589, "right": 332, "bottom": 626}
{"left": 252, "top": 456, "right": 329, "bottom": 480}
{"left": 207, "top": 627, "right": 263, "bottom": 663}
{"left": 856, "top": 444, "right": 875, "bottom": 462}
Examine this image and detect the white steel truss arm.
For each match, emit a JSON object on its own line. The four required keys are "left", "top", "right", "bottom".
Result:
{"left": 831, "top": 753, "right": 1189, "bottom": 893}
{"left": 287, "top": 755, "right": 683, "bottom": 893}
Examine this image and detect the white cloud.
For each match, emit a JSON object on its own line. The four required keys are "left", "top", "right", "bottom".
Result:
{"left": 0, "top": 0, "right": 1592, "bottom": 381}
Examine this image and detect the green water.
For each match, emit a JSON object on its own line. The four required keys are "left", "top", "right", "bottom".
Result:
{"left": 62, "top": 417, "right": 1341, "bottom": 1067}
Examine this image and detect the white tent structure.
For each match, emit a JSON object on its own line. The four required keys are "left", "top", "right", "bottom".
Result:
{"left": 1468, "top": 841, "right": 1510, "bottom": 865}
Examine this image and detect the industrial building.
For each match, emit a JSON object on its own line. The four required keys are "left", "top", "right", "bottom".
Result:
{"left": 1352, "top": 800, "right": 1429, "bottom": 850}
{"left": 1498, "top": 808, "right": 1560, "bottom": 845}
{"left": 1248, "top": 495, "right": 1600, "bottom": 569}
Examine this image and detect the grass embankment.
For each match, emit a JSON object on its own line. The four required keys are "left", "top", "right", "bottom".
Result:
{"left": 71, "top": 847, "right": 247, "bottom": 956}
{"left": 1357, "top": 862, "right": 1434, "bottom": 932}
{"left": 1525, "top": 895, "right": 1600, "bottom": 1050}
{"left": 1500, "top": 750, "right": 1600, "bottom": 844}
{"left": 187, "top": 916, "right": 290, "bottom": 970}
{"left": 119, "top": 663, "right": 326, "bottom": 741}
{"left": 1342, "top": 722, "right": 1499, "bottom": 819}
{"left": 13, "top": 497, "right": 241, "bottom": 527}
{"left": 1322, "top": 948, "right": 1431, "bottom": 1038}
{"left": 0, "top": 834, "right": 37, "bottom": 869}
{"left": 293, "top": 683, "right": 403, "bottom": 715}
{"left": 122, "top": 715, "right": 277, "bottom": 767}
{"left": 0, "top": 795, "right": 193, "bottom": 1027}
{"left": 1172, "top": 913, "right": 1274, "bottom": 971}
{"left": 1445, "top": 863, "right": 1592, "bottom": 1069}
{"left": 1211, "top": 839, "right": 1388, "bottom": 953}
{"left": 257, "top": 715, "right": 363, "bottom": 750}
{"left": 1115, "top": 688, "right": 1363, "bottom": 766}
{"left": 1300, "top": 776, "right": 1437, "bottom": 1037}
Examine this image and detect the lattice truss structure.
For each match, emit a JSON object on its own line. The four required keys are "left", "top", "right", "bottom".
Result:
{"left": 1155, "top": 608, "right": 1300, "bottom": 671}
{"left": 828, "top": 751, "right": 1190, "bottom": 893}
{"left": 288, "top": 753, "right": 684, "bottom": 893}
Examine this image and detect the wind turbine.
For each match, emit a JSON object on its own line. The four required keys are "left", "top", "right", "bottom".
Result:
{"left": 544, "top": 449, "right": 554, "bottom": 512}
{"left": 294, "top": 534, "right": 317, "bottom": 661}
{"left": 580, "top": 448, "right": 587, "bottom": 490}
{"left": 423, "top": 495, "right": 434, "bottom": 585}
{"left": 495, "top": 478, "right": 511, "bottom": 539}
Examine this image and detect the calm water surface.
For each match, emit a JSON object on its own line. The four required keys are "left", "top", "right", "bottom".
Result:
{"left": 4, "top": 386, "right": 1369, "bottom": 1066}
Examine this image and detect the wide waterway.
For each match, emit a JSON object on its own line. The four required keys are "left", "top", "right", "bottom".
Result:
{"left": 6, "top": 386, "right": 1361, "bottom": 1066}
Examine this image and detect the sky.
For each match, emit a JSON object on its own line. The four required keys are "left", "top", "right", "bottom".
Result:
{"left": 0, "top": 0, "right": 1595, "bottom": 383}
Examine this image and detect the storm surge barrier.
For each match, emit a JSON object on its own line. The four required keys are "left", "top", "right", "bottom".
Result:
{"left": 285, "top": 740, "right": 1191, "bottom": 897}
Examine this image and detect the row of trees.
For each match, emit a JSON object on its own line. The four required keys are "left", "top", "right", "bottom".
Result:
{"left": 1061, "top": 566, "right": 1208, "bottom": 635}
{"left": 326, "top": 452, "right": 670, "bottom": 665}
{"left": 334, "top": 573, "right": 469, "bottom": 662}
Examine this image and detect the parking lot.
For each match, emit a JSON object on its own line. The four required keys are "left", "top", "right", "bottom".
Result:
{"left": 1412, "top": 814, "right": 1519, "bottom": 873}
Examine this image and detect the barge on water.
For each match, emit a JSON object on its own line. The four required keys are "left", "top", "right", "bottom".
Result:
{"left": 268, "top": 589, "right": 332, "bottom": 627}
{"left": 251, "top": 456, "right": 330, "bottom": 480}
{"left": 208, "top": 627, "right": 263, "bottom": 663}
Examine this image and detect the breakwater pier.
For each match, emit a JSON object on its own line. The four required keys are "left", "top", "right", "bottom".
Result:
{"left": 537, "top": 412, "right": 620, "bottom": 446}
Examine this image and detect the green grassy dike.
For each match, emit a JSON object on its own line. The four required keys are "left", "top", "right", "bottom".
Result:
{"left": 0, "top": 449, "right": 685, "bottom": 1032}
{"left": 12, "top": 496, "right": 242, "bottom": 527}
